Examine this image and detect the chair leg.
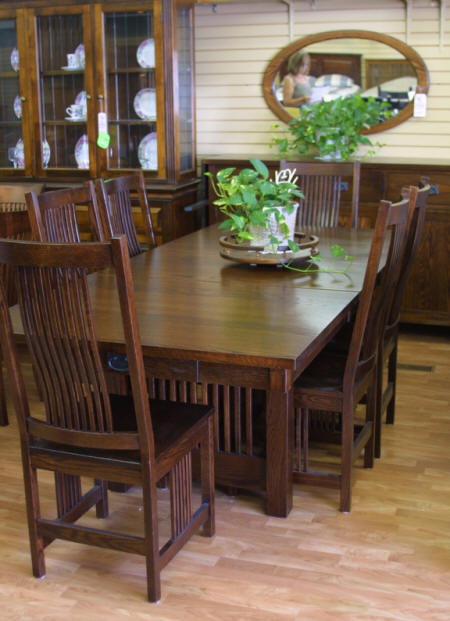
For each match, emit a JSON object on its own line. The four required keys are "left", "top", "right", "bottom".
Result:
{"left": 340, "top": 403, "right": 353, "bottom": 513}
{"left": 95, "top": 479, "right": 109, "bottom": 519}
{"left": 386, "top": 338, "right": 398, "bottom": 425}
{"left": 0, "top": 362, "right": 8, "bottom": 426}
{"left": 201, "top": 418, "right": 215, "bottom": 537}
{"left": 22, "top": 458, "right": 46, "bottom": 578}
{"left": 374, "top": 348, "right": 384, "bottom": 459}
{"left": 364, "top": 382, "right": 376, "bottom": 468}
{"left": 142, "top": 470, "right": 162, "bottom": 603}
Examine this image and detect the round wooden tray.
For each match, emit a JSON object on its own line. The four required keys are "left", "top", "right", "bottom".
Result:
{"left": 219, "top": 231, "right": 320, "bottom": 265}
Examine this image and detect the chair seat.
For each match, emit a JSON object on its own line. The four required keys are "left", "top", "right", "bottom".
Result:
{"left": 111, "top": 395, "right": 213, "bottom": 459}
{"left": 294, "top": 349, "right": 347, "bottom": 392}
{"left": 30, "top": 397, "right": 213, "bottom": 466}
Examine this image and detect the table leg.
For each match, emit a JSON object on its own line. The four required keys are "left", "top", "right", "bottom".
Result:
{"left": 265, "top": 371, "right": 294, "bottom": 517}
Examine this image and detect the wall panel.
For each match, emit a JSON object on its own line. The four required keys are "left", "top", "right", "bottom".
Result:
{"left": 194, "top": 0, "right": 450, "bottom": 162}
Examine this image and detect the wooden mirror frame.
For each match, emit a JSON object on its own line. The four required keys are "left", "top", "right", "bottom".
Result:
{"left": 263, "top": 29, "right": 429, "bottom": 134}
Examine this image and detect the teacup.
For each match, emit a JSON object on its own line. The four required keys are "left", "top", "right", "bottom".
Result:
{"left": 66, "top": 104, "right": 85, "bottom": 119}
{"left": 66, "top": 53, "right": 78, "bottom": 69}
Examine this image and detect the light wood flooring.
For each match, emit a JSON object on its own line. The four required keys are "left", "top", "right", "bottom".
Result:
{"left": 0, "top": 326, "right": 449, "bottom": 620}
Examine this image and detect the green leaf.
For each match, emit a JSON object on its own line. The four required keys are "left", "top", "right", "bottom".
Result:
{"left": 229, "top": 213, "right": 247, "bottom": 230}
{"left": 288, "top": 239, "right": 299, "bottom": 252}
{"left": 330, "top": 244, "right": 345, "bottom": 258}
{"left": 249, "top": 158, "right": 269, "bottom": 180}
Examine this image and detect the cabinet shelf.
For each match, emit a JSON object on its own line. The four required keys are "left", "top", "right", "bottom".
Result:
{"left": 0, "top": 121, "right": 22, "bottom": 127}
{"left": 41, "top": 69, "right": 84, "bottom": 76}
{"left": 43, "top": 120, "right": 87, "bottom": 125}
{"left": 0, "top": 71, "right": 19, "bottom": 79}
{"left": 109, "top": 118, "right": 156, "bottom": 125}
{"left": 108, "top": 67, "right": 154, "bottom": 74}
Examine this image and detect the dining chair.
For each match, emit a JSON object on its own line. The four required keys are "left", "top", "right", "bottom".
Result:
{"left": 0, "top": 235, "right": 215, "bottom": 603}
{"left": 279, "top": 160, "right": 360, "bottom": 229}
{"left": 374, "top": 178, "right": 430, "bottom": 457}
{"left": 25, "top": 182, "right": 104, "bottom": 243}
{"left": 292, "top": 193, "right": 410, "bottom": 512}
{"left": 94, "top": 172, "right": 156, "bottom": 255}
{"left": 0, "top": 209, "right": 31, "bottom": 426}
{"left": 0, "top": 183, "right": 44, "bottom": 212}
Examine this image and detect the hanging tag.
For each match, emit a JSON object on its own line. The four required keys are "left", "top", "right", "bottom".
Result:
{"left": 97, "top": 112, "right": 110, "bottom": 149}
{"left": 413, "top": 93, "right": 427, "bottom": 117}
{"left": 97, "top": 132, "right": 110, "bottom": 149}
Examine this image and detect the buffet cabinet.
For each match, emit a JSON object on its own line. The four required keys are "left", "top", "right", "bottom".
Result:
{"left": 0, "top": 0, "right": 200, "bottom": 243}
{"left": 203, "top": 156, "right": 449, "bottom": 327}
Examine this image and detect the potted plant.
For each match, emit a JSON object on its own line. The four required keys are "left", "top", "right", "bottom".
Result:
{"left": 205, "top": 157, "right": 304, "bottom": 251}
{"left": 271, "top": 93, "right": 391, "bottom": 160}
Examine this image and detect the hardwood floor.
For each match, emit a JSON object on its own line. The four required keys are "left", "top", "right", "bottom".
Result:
{"left": 0, "top": 327, "right": 449, "bottom": 620}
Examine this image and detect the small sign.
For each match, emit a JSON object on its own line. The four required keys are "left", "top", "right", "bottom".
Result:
{"left": 413, "top": 93, "right": 427, "bottom": 117}
{"left": 98, "top": 112, "right": 107, "bottom": 133}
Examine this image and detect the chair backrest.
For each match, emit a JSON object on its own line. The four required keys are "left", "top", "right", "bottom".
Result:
{"left": 280, "top": 160, "right": 360, "bottom": 229}
{"left": 386, "top": 178, "right": 430, "bottom": 329}
{"left": 0, "top": 235, "right": 154, "bottom": 458}
{"left": 94, "top": 172, "right": 156, "bottom": 256}
{"left": 0, "top": 209, "right": 31, "bottom": 306}
{"left": 0, "top": 183, "right": 44, "bottom": 212}
{"left": 344, "top": 194, "right": 410, "bottom": 388}
{"left": 25, "top": 182, "right": 104, "bottom": 243}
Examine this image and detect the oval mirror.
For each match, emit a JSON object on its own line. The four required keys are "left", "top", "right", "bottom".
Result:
{"left": 263, "top": 30, "right": 429, "bottom": 134}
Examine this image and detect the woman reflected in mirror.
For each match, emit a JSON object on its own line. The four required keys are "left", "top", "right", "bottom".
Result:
{"left": 282, "top": 51, "right": 314, "bottom": 108}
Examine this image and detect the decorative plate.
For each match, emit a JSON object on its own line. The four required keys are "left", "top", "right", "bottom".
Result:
{"left": 74, "top": 134, "right": 89, "bottom": 169}
{"left": 75, "top": 90, "right": 87, "bottom": 106}
{"left": 74, "top": 43, "right": 85, "bottom": 68}
{"left": 13, "top": 95, "right": 22, "bottom": 119}
{"left": 11, "top": 47, "right": 19, "bottom": 72}
{"left": 14, "top": 138, "right": 24, "bottom": 168}
{"left": 42, "top": 140, "right": 50, "bottom": 168}
{"left": 138, "top": 133, "right": 157, "bottom": 170}
{"left": 136, "top": 38, "right": 155, "bottom": 69}
{"left": 218, "top": 232, "right": 320, "bottom": 265}
{"left": 133, "top": 88, "right": 156, "bottom": 120}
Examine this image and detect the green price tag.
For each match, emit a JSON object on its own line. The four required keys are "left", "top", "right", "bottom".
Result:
{"left": 97, "top": 132, "right": 110, "bottom": 149}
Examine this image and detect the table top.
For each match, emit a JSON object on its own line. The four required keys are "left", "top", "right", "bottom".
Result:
{"left": 83, "top": 225, "right": 374, "bottom": 371}
{"left": 9, "top": 225, "right": 375, "bottom": 372}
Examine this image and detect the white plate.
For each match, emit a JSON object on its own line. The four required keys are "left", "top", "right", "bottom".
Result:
{"left": 136, "top": 38, "right": 155, "bottom": 69}
{"left": 74, "top": 43, "right": 85, "bottom": 68}
{"left": 14, "top": 95, "right": 22, "bottom": 119}
{"left": 133, "top": 88, "right": 156, "bottom": 120}
{"left": 11, "top": 48, "right": 19, "bottom": 72}
{"left": 138, "top": 132, "right": 157, "bottom": 170}
{"left": 42, "top": 140, "right": 50, "bottom": 168}
{"left": 14, "top": 138, "right": 24, "bottom": 168}
{"left": 75, "top": 91, "right": 87, "bottom": 106}
{"left": 74, "top": 134, "right": 89, "bottom": 169}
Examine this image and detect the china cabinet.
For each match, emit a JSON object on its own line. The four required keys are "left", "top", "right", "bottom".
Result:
{"left": 0, "top": 0, "right": 199, "bottom": 243}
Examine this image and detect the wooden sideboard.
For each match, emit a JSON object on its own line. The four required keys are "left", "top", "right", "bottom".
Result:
{"left": 202, "top": 156, "right": 449, "bottom": 326}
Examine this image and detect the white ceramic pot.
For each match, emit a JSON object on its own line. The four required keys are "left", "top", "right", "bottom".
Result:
{"left": 248, "top": 203, "right": 298, "bottom": 249}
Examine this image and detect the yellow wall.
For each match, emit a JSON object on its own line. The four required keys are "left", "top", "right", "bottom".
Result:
{"left": 194, "top": 0, "right": 450, "bottom": 162}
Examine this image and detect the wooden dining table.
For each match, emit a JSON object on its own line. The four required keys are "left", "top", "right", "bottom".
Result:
{"left": 11, "top": 224, "right": 376, "bottom": 517}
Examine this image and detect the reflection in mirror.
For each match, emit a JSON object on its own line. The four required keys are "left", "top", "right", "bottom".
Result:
{"left": 263, "top": 30, "right": 429, "bottom": 134}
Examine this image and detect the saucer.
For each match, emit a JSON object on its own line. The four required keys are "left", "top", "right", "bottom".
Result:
{"left": 65, "top": 116, "right": 86, "bottom": 122}
{"left": 61, "top": 65, "right": 83, "bottom": 71}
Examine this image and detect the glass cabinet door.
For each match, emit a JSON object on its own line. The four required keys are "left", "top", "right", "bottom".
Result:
{"left": 35, "top": 8, "right": 93, "bottom": 172}
{"left": 0, "top": 17, "right": 24, "bottom": 172}
{"left": 176, "top": 5, "right": 194, "bottom": 176}
{"left": 99, "top": 6, "right": 162, "bottom": 175}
